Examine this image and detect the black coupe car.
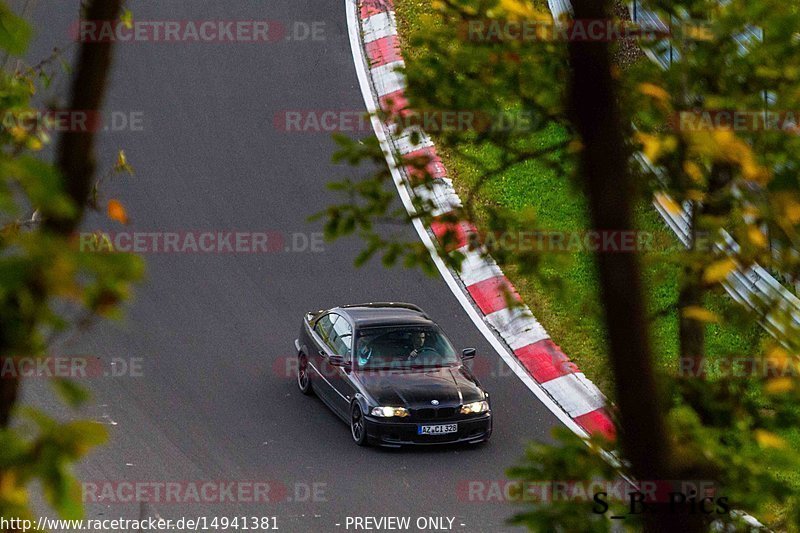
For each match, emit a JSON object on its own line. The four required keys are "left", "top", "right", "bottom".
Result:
{"left": 294, "top": 302, "right": 492, "bottom": 447}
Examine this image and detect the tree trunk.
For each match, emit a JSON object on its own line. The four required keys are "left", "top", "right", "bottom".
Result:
{"left": 46, "top": 0, "right": 123, "bottom": 235}
{"left": 678, "top": 164, "right": 733, "bottom": 379}
{"left": 0, "top": 0, "right": 123, "bottom": 429}
{"left": 566, "top": 1, "right": 702, "bottom": 531}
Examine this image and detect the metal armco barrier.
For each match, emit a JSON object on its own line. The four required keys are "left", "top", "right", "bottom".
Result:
{"left": 547, "top": 0, "right": 798, "bottom": 346}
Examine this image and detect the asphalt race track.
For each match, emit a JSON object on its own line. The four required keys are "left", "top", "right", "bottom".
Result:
{"left": 22, "top": 1, "right": 564, "bottom": 531}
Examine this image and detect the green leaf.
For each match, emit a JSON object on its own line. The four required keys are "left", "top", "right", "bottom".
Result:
{"left": 0, "top": 4, "right": 31, "bottom": 55}
{"left": 62, "top": 420, "right": 109, "bottom": 448}
{"left": 52, "top": 379, "right": 90, "bottom": 408}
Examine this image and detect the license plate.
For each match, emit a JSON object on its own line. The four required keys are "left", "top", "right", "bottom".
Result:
{"left": 418, "top": 423, "right": 457, "bottom": 435}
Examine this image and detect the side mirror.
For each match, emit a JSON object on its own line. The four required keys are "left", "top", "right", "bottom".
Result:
{"left": 329, "top": 355, "right": 352, "bottom": 370}
{"left": 461, "top": 348, "right": 476, "bottom": 360}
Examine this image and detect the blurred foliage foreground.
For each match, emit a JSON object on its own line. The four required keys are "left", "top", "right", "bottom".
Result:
{"left": 316, "top": 0, "right": 800, "bottom": 530}
{"left": 0, "top": 0, "right": 141, "bottom": 526}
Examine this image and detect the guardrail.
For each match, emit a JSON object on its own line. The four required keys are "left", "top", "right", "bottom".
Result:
{"left": 627, "top": 1, "right": 762, "bottom": 68}
{"left": 547, "top": 0, "right": 572, "bottom": 20}
{"left": 547, "top": 0, "right": 799, "bottom": 346}
{"left": 648, "top": 169, "right": 800, "bottom": 345}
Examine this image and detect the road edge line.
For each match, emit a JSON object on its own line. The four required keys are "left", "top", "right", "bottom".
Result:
{"left": 345, "top": 0, "right": 617, "bottom": 443}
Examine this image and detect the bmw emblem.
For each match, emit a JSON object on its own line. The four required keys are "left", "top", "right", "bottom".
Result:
{"left": 431, "top": 400, "right": 439, "bottom": 406}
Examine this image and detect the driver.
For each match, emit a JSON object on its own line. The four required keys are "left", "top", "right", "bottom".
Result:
{"left": 358, "top": 340, "right": 373, "bottom": 366}
{"left": 408, "top": 331, "right": 427, "bottom": 359}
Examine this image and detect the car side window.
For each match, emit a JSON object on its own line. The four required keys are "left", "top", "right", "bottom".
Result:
{"left": 313, "top": 313, "right": 337, "bottom": 344}
{"left": 329, "top": 316, "right": 353, "bottom": 360}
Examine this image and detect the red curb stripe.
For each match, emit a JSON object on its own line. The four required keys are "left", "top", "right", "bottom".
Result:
{"left": 357, "top": 0, "right": 617, "bottom": 449}
{"left": 403, "top": 146, "right": 447, "bottom": 182}
{"left": 431, "top": 219, "right": 476, "bottom": 251}
{"left": 365, "top": 35, "right": 402, "bottom": 68}
{"left": 574, "top": 408, "right": 617, "bottom": 441}
{"left": 514, "top": 339, "right": 580, "bottom": 383}
{"left": 379, "top": 89, "right": 410, "bottom": 117}
{"left": 467, "top": 276, "right": 521, "bottom": 315}
{"left": 360, "top": 0, "right": 394, "bottom": 19}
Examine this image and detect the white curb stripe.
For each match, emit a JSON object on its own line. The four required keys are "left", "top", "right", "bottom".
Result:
{"left": 541, "top": 373, "right": 606, "bottom": 417}
{"left": 362, "top": 11, "right": 397, "bottom": 43}
{"left": 347, "top": 0, "right": 591, "bottom": 439}
{"left": 485, "top": 306, "right": 550, "bottom": 350}
{"left": 350, "top": 1, "right": 625, "bottom": 466}
{"left": 393, "top": 125, "right": 433, "bottom": 154}
{"left": 370, "top": 61, "right": 406, "bottom": 97}
{"left": 413, "top": 181, "right": 462, "bottom": 217}
{"left": 457, "top": 247, "right": 504, "bottom": 286}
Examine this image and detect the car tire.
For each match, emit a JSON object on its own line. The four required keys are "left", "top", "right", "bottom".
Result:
{"left": 297, "top": 353, "right": 313, "bottom": 396}
{"left": 350, "top": 403, "right": 368, "bottom": 446}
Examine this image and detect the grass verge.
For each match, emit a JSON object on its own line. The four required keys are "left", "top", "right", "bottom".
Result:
{"left": 392, "top": 0, "right": 765, "bottom": 395}
{"left": 391, "top": 2, "right": 798, "bottom": 523}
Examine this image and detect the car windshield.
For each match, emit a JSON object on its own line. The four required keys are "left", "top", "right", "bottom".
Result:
{"left": 354, "top": 325, "right": 458, "bottom": 370}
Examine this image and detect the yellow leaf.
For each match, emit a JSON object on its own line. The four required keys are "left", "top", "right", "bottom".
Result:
{"left": 637, "top": 132, "right": 660, "bottom": 162}
{"left": 655, "top": 193, "right": 682, "bottom": 215}
{"left": 764, "top": 346, "right": 796, "bottom": 380}
{"left": 682, "top": 306, "right": 720, "bottom": 323}
{"left": 766, "top": 346, "right": 789, "bottom": 366}
{"left": 0, "top": 470, "right": 28, "bottom": 506}
{"left": 754, "top": 429, "right": 787, "bottom": 449}
{"left": 784, "top": 198, "right": 800, "bottom": 224}
{"left": 119, "top": 8, "right": 133, "bottom": 29}
{"left": 683, "top": 161, "right": 704, "bottom": 183}
{"left": 637, "top": 132, "right": 676, "bottom": 163}
{"left": 499, "top": 0, "right": 545, "bottom": 20}
{"left": 115, "top": 149, "right": 134, "bottom": 174}
{"left": 27, "top": 136, "right": 43, "bottom": 151}
{"left": 742, "top": 205, "right": 760, "bottom": 219}
{"left": 685, "top": 130, "right": 771, "bottom": 185}
{"left": 686, "top": 189, "right": 705, "bottom": 201}
{"left": 9, "top": 125, "right": 27, "bottom": 143}
{"left": 765, "top": 377, "right": 794, "bottom": 394}
{"left": 747, "top": 226, "right": 768, "bottom": 248}
{"left": 703, "top": 258, "right": 736, "bottom": 284}
{"left": 639, "top": 83, "right": 670, "bottom": 102}
{"left": 682, "top": 23, "right": 713, "bottom": 42}
{"left": 107, "top": 199, "right": 128, "bottom": 225}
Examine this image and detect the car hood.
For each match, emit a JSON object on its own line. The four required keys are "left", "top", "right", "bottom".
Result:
{"left": 355, "top": 365, "right": 485, "bottom": 407}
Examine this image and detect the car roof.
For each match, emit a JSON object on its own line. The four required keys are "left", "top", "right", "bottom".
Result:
{"left": 332, "top": 303, "right": 434, "bottom": 328}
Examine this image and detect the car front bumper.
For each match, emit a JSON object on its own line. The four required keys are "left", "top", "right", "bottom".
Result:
{"left": 363, "top": 413, "right": 492, "bottom": 446}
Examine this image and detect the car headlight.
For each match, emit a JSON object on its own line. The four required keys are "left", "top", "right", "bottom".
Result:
{"left": 371, "top": 406, "right": 409, "bottom": 418}
{"left": 460, "top": 400, "right": 489, "bottom": 414}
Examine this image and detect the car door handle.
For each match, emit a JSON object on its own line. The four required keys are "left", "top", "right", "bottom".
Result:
{"left": 319, "top": 350, "right": 326, "bottom": 357}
